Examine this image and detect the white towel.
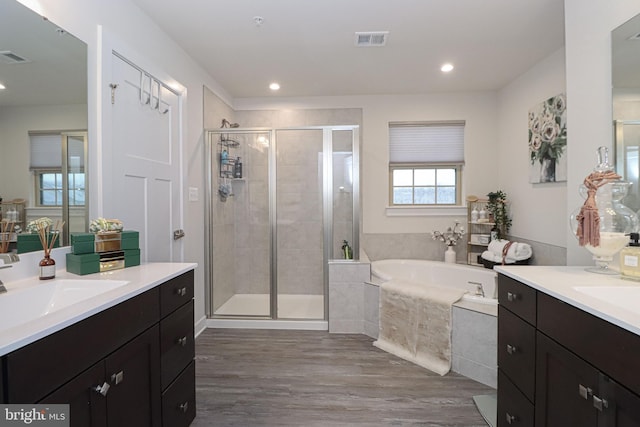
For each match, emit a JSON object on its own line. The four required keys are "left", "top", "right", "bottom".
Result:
{"left": 373, "top": 279, "right": 466, "bottom": 375}
{"left": 482, "top": 241, "right": 532, "bottom": 264}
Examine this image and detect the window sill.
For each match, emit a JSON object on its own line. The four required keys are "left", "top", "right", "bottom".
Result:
{"left": 385, "top": 205, "right": 467, "bottom": 217}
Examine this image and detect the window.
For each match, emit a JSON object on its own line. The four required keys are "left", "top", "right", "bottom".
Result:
{"left": 30, "top": 133, "right": 86, "bottom": 207}
{"left": 389, "top": 121, "right": 464, "bottom": 206}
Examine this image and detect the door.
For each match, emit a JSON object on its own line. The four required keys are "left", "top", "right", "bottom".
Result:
{"left": 39, "top": 362, "right": 107, "bottom": 427}
{"left": 107, "top": 53, "right": 183, "bottom": 262}
{"left": 105, "top": 325, "right": 161, "bottom": 427}
{"left": 535, "top": 332, "right": 599, "bottom": 427}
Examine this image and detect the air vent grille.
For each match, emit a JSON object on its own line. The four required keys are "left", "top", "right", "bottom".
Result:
{"left": 0, "top": 50, "right": 30, "bottom": 64}
{"left": 355, "top": 31, "right": 389, "bottom": 47}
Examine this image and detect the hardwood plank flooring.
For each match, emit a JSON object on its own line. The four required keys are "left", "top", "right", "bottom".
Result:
{"left": 193, "top": 328, "right": 494, "bottom": 427}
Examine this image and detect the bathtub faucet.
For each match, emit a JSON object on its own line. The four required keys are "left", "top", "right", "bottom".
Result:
{"left": 468, "top": 281, "right": 484, "bottom": 297}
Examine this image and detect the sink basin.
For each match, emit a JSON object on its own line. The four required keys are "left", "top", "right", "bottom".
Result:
{"left": 0, "top": 279, "right": 129, "bottom": 330}
{"left": 573, "top": 285, "right": 640, "bottom": 313}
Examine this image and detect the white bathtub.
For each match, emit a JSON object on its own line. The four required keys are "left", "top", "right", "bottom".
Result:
{"left": 370, "top": 259, "right": 497, "bottom": 306}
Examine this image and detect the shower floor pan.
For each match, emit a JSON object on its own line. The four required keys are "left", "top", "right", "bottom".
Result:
{"left": 214, "top": 293, "right": 324, "bottom": 319}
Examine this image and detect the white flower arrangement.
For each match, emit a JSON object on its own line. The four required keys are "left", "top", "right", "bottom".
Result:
{"left": 432, "top": 221, "right": 465, "bottom": 247}
{"left": 26, "top": 217, "right": 54, "bottom": 234}
{"left": 89, "top": 218, "right": 124, "bottom": 233}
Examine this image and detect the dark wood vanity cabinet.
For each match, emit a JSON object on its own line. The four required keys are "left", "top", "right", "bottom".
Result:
{"left": 1, "top": 269, "right": 195, "bottom": 427}
{"left": 498, "top": 273, "right": 640, "bottom": 427}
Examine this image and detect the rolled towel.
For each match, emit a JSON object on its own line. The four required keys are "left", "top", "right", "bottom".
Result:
{"left": 487, "top": 239, "right": 510, "bottom": 255}
{"left": 507, "top": 242, "right": 532, "bottom": 261}
{"left": 481, "top": 250, "right": 502, "bottom": 263}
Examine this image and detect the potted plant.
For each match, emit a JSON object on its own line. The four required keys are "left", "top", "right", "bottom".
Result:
{"left": 486, "top": 190, "right": 512, "bottom": 239}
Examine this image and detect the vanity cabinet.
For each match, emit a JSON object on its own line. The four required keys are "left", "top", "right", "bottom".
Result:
{"left": 0, "top": 269, "right": 195, "bottom": 427}
{"left": 497, "top": 273, "right": 640, "bottom": 427}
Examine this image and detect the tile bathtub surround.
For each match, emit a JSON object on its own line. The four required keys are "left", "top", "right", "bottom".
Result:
{"left": 328, "top": 261, "right": 371, "bottom": 333}
{"left": 451, "top": 305, "right": 497, "bottom": 388}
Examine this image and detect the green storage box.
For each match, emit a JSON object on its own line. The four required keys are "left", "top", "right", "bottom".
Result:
{"left": 121, "top": 230, "right": 140, "bottom": 250}
{"left": 124, "top": 248, "right": 140, "bottom": 268}
{"left": 70, "top": 232, "right": 95, "bottom": 255}
{"left": 66, "top": 252, "right": 100, "bottom": 275}
{"left": 17, "top": 233, "right": 60, "bottom": 254}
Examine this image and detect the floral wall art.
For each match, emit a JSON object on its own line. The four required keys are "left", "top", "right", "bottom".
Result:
{"left": 528, "top": 93, "right": 567, "bottom": 183}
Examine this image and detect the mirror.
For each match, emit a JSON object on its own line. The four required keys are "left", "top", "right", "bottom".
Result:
{"left": 0, "top": 0, "right": 88, "bottom": 250}
{"left": 613, "top": 13, "right": 640, "bottom": 213}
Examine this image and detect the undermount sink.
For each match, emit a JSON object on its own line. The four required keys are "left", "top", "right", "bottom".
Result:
{"left": 573, "top": 285, "right": 640, "bottom": 313}
{"left": 0, "top": 279, "right": 129, "bottom": 331}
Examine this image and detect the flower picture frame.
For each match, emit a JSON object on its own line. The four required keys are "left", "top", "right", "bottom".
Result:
{"left": 528, "top": 93, "right": 567, "bottom": 183}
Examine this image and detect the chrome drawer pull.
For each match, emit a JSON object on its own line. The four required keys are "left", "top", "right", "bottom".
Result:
{"left": 93, "top": 382, "right": 110, "bottom": 396}
{"left": 179, "top": 402, "right": 189, "bottom": 413}
{"left": 506, "top": 344, "right": 517, "bottom": 355}
{"left": 507, "top": 292, "right": 519, "bottom": 302}
{"left": 176, "top": 287, "right": 187, "bottom": 297}
{"left": 578, "top": 384, "right": 593, "bottom": 400}
{"left": 506, "top": 412, "right": 517, "bottom": 424}
{"left": 111, "top": 370, "right": 124, "bottom": 385}
{"left": 593, "top": 395, "right": 609, "bottom": 411}
{"left": 177, "top": 336, "right": 188, "bottom": 347}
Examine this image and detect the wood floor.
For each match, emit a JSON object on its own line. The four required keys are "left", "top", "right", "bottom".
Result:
{"left": 192, "top": 328, "right": 494, "bottom": 427}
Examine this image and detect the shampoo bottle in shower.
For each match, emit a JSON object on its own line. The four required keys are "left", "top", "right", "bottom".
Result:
{"left": 342, "top": 240, "right": 352, "bottom": 260}
{"left": 234, "top": 157, "right": 242, "bottom": 178}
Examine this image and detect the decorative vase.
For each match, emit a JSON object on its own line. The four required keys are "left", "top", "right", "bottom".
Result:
{"left": 569, "top": 147, "right": 639, "bottom": 274}
{"left": 444, "top": 246, "right": 456, "bottom": 263}
{"left": 540, "top": 157, "right": 556, "bottom": 182}
{"left": 39, "top": 254, "right": 56, "bottom": 280}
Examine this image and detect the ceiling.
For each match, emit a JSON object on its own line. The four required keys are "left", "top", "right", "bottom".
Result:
{"left": 132, "top": 0, "right": 565, "bottom": 99}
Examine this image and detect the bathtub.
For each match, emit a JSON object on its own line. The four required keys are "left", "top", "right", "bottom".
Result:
{"left": 370, "top": 259, "right": 497, "bottom": 306}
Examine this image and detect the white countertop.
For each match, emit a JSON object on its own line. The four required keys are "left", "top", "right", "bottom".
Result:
{"left": 0, "top": 262, "right": 196, "bottom": 356}
{"left": 495, "top": 265, "right": 640, "bottom": 336}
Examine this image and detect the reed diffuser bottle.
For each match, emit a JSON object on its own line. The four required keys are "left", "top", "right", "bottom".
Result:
{"left": 31, "top": 217, "right": 63, "bottom": 280}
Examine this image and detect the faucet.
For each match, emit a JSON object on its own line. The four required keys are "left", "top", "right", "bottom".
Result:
{"left": 469, "top": 281, "right": 485, "bottom": 297}
{"left": 0, "top": 253, "right": 19, "bottom": 294}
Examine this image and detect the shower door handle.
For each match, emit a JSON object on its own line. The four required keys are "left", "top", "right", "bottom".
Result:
{"left": 173, "top": 229, "right": 185, "bottom": 240}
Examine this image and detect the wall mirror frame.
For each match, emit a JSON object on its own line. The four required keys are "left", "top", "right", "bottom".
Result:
{"left": 612, "top": 12, "right": 640, "bottom": 213}
{"left": 0, "top": 0, "right": 89, "bottom": 250}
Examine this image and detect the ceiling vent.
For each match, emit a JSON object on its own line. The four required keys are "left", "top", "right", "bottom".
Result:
{"left": 0, "top": 50, "right": 30, "bottom": 64}
{"left": 355, "top": 31, "right": 389, "bottom": 47}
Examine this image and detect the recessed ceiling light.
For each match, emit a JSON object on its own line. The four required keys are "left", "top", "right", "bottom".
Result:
{"left": 441, "top": 63, "right": 454, "bottom": 73}
{"left": 269, "top": 82, "right": 280, "bottom": 91}
{"left": 0, "top": 83, "right": 5, "bottom": 90}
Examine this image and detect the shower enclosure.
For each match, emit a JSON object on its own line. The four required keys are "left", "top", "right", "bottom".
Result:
{"left": 206, "top": 126, "right": 359, "bottom": 323}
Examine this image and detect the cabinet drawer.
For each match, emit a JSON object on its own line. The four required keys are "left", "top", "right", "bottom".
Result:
{"left": 162, "top": 361, "right": 196, "bottom": 427}
{"left": 160, "top": 270, "right": 194, "bottom": 318}
{"left": 160, "top": 301, "right": 195, "bottom": 389}
{"left": 538, "top": 292, "right": 640, "bottom": 397}
{"left": 498, "top": 370, "right": 534, "bottom": 427}
{"left": 5, "top": 287, "right": 159, "bottom": 403}
{"left": 498, "top": 305, "right": 536, "bottom": 402}
{"left": 498, "top": 274, "right": 537, "bottom": 325}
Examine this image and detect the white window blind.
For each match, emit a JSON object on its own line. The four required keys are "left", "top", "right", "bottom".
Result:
{"left": 29, "top": 133, "right": 84, "bottom": 169}
{"left": 389, "top": 122, "right": 465, "bottom": 163}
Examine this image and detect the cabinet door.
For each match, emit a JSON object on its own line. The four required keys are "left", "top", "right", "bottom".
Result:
{"left": 39, "top": 362, "right": 107, "bottom": 427}
{"left": 600, "top": 376, "right": 640, "bottom": 427}
{"left": 535, "top": 332, "right": 598, "bottom": 427}
{"left": 105, "top": 325, "right": 161, "bottom": 427}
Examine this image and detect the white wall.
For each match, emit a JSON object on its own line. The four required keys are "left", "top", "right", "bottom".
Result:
{"left": 564, "top": 0, "right": 640, "bottom": 265}
{"left": 16, "top": 0, "right": 233, "bottom": 330}
{"left": 236, "top": 92, "right": 499, "bottom": 238}
{"left": 497, "top": 48, "right": 566, "bottom": 248}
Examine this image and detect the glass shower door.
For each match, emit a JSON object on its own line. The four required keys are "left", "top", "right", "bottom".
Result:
{"left": 274, "top": 129, "right": 325, "bottom": 319}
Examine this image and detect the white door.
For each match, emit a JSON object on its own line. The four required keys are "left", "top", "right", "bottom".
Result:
{"left": 106, "top": 53, "right": 183, "bottom": 262}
